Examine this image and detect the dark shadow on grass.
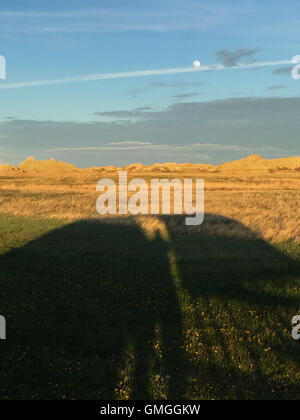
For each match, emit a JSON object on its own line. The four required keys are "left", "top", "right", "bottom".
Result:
{"left": 0, "top": 217, "right": 186, "bottom": 400}
{"left": 160, "top": 214, "right": 300, "bottom": 399}
{"left": 160, "top": 214, "right": 300, "bottom": 307}
{"left": 0, "top": 214, "right": 299, "bottom": 400}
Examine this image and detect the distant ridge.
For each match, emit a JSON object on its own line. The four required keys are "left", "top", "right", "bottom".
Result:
{"left": 19, "top": 156, "right": 78, "bottom": 173}
{"left": 220, "top": 154, "right": 300, "bottom": 172}
{"left": 0, "top": 155, "right": 300, "bottom": 176}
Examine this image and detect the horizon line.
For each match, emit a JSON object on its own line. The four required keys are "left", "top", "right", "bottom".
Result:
{"left": 1, "top": 153, "right": 300, "bottom": 171}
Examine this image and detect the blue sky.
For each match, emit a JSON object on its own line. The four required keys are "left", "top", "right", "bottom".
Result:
{"left": 0, "top": 0, "right": 300, "bottom": 167}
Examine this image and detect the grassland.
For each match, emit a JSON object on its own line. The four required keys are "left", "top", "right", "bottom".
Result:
{"left": 0, "top": 170, "right": 299, "bottom": 241}
{"left": 0, "top": 170, "right": 299, "bottom": 399}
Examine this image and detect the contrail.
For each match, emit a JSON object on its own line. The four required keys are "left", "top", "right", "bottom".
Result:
{"left": 0, "top": 59, "right": 293, "bottom": 90}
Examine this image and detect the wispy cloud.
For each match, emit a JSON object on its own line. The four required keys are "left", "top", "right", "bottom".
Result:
{"left": 148, "top": 81, "right": 203, "bottom": 88}
{"left": 273, "top": 66, "right": 293, "bottom": 75}
{"left": 215, "top": 48, "right": 258, "bottom": 66}
{"left": 124, "top": 81, "right": 203, "bottom": 98}
{"left": 172, "top": 93, "right": 201, "bottom": 100}
{"left": 266, "top": 85, "right": 287, "bottom": 90}
{"left": 94, "top": 107, "right": 152, "bottom": 119}
{"left": 43, "top": 141, "right": 288, "bottom": 155}
{"left": 0, "top": 60, "right": 292, "bottom": 90}
{"left": 0, "top": 3, "right": 243, "bottom": 33}
{"left": 108, "top": 141, "right": 153, "bottom": 146}
{"left": 0, "top": 10, "right": 128, "bottom": 18}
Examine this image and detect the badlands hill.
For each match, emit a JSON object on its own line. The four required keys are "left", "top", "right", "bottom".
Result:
{"left": 0, "top": 156, "right": 79, "bottom": 176}
{"left": 220, "top": 154, "right": 300, "bottom": 172}
{"left": 0, "top": 155, "right": 300, "bottom": 177}
{"left": 19, "top": 156, "right": 78, "bottom": 174}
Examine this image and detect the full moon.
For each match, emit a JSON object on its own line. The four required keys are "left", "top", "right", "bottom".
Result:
{"left": 193, "top": 60, "right": 201, "bottom": 68}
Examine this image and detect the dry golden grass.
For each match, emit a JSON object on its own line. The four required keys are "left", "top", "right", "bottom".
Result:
{"left": 0, "top": 170, "right": 299, "bottom": 242}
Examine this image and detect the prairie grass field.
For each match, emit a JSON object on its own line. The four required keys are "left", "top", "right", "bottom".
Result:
{"left": 0, "top": 171, "right": 300, "bottom": 399}
{"left": 0, "top": 170, "right": 299, "bottom": 241}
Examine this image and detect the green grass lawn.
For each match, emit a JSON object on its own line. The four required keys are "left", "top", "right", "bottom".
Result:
{"left": 0, "top": 215, "right": 299, "bottom": 400}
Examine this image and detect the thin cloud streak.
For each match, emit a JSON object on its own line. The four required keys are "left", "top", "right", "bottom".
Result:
{"left": 0, "top": 60, "right": 293, "bottom": 90}
{"left": 43, "top": 142, "right": 289, "bottom": 154}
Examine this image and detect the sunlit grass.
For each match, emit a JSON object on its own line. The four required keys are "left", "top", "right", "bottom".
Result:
{"left": 0, "top": 172, "right": 299, "bottom": 242}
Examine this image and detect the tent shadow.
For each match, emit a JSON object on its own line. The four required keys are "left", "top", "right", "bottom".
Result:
{"left": 0, "top": 214, "right": 299, "bottom": 399}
